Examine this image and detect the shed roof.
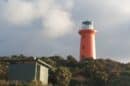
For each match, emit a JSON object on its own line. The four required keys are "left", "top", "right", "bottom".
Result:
{"left": 0, "top": 58, "right": 53, "bottom": 69}
{"left": 36, "top": 59, "right": 53, "bottom": 69}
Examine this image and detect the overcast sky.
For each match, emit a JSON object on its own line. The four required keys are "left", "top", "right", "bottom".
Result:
{"left": 0, "top": 0, "right": 130, "bottom": 62}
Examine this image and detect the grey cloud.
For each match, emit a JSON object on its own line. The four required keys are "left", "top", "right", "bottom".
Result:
{"left": 0, "top": 0, "right": 130, "bottom": 62}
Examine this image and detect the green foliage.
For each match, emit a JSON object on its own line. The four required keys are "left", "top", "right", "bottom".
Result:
{"left": 0, "top": 80, "right": 43, "bottom": 86}
{"left": 67, "top": 55, "right": 77, "bottom": 64}
{"left": 79, "top": 60, "right": 108, "bottom": 86}
{"left": 11, "top": 54, "right": 26, "bottom": 59}
{"left": 108, "top": 72, "right": 130, "bottom": 86}
{"left": 0, "top": 62, "right": 8, "bottom": 79}
{"left": 0, "top": 55, "right": 130, "bottom": 86}
{"left": 55, "top": 67, "right": 72, "bottom": 86}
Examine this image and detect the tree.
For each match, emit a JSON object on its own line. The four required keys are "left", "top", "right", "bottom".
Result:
{"left": 0, "top": 62, "right": 8, "bottom": 79}
{"left": 81, "top": 60, "right": 109, "bottom": 86}
{"left": 67, "top": 55, "right": 77, "bottom": 63}
{"left": 55, "top": 67, "right": 72, "bottom": 86}
{"left": 11, "top": 54, "right": 26, "bottom": 60}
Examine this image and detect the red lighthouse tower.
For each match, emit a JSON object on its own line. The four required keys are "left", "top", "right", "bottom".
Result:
{"left": 79, "top": 21, "right": 96, "bottom": 61}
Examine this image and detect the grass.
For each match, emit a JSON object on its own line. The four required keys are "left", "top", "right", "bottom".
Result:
{"left": 0, "top": 80, "right": 44, "bottom": 86}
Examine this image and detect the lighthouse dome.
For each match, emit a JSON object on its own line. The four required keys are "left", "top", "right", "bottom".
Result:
{"left": 82, "top": 21, "right": 94, "bottom": 29}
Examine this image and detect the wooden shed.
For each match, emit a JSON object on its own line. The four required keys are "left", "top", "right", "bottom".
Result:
{"left": 8, "top": 58, "right": 52, "bottom": 85}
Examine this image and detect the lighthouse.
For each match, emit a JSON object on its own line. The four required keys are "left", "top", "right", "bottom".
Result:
{"left": 79, "top": 21, "right": 96, "bottom": 61}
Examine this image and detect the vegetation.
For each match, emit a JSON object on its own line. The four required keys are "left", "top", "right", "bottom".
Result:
{"left": 55, "top": 67, "right": 72, "bottom": 86}
{"left": 0, "top": 80, "right": 43, "bottom": 86}
{"left": 0, "top": 55, "right": 130, "bottom": 86}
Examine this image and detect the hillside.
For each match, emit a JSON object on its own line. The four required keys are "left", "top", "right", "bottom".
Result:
{"left": 0, "top": 55, "right": 130, "bottom": 86}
